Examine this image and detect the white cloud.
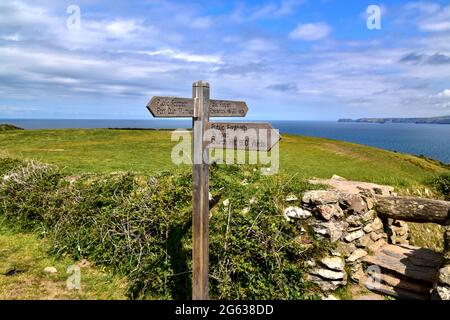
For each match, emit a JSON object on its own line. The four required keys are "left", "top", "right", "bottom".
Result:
{"left": 404, "top": 2, "right": 441, "bottom": 14}
{"left": 438, "top": 89, "right": 450, "bottom": 97}
{"left": 0, "top": 1, "right": 157, "bottom": 50}
{"left": 191, "top": 16, "right": 212, "bottom": 29}
{"left": 135, "top": 49, "right": 222, "bottom": 64}
{"left": 420, "top": 21, "right": 450, "bottom": 32}
{"left": 275, "top": 0, "right": 304, "bottom": 16}
{"left": 0, "top": 105, "right": 38, "bottom": 113}
{"left": 246, "top": 38, "right": 277, "bottom": 52}
{"left": 415, "top": 4, "right": 450, "bottom": 32}
{"left": 1, "top": 34, "right": 21, "bottom": 41}
{"left": 1, "top": 0, "right": 450, "bottom": 119}
{"left": 105, "top": 20, "right": 141, "bottom": 36}
{"left": 232, "top": 0, "right": 304, "bottom": 21}
{"left": 289, "top": 22, "right": 331, "bottom": 41}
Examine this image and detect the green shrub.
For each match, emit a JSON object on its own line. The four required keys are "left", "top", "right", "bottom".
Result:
{"left": 432, "top": 172, "right": 450, "bottom": 200}
{"left": 0, "top": 158, "right": 24, "bottom": 176}
{"left": 0, "top": 161, "right": 62, "bottom": 229}
{"left": 0, "top": 159, "right": 323, "bottom": 300}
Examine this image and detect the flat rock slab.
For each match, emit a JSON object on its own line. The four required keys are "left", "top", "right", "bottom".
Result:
{"left": 308, "top": 178, "right": 394, "bottom": 196}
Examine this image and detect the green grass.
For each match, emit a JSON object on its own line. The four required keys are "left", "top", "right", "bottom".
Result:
{"left": 0, "top": 129, "right": 176, "bottom": 174}
{"left": 280, "top": 135, "right": 447, "bottom": 188}
{"left": 0, "top": 217, "right": 127, "bottom": 300}
{"left": 0, "top": 129, "right": 447, "bottom": 189}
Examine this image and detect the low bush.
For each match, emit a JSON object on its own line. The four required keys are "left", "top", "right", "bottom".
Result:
{"left": 0, "top": 158, "right": 323, "bottom": 299}
{"left": 0, "top": 157, "right": 24, "bottom": 176}
{"left": 431, "top": 172, "right": 450, "bottom": 200}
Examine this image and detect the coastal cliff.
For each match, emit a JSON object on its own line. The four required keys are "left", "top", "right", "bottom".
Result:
{"left": 338, "top": 115, "right": 450, "bottom": 124}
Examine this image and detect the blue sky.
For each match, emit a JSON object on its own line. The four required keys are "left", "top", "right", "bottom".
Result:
{"left": 0, "top": 0, "right": 450, "bottom": 120}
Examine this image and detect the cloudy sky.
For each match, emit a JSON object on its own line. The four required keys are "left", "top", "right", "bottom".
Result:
{"left": 0, "top": 0, "right": 450, "bottom": 120}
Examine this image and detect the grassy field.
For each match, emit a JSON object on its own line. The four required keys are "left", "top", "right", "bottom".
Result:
{"left": 0, "top": 128, "right": 447, "bottom": 188}
{"left": 0, "top": 128, "right": 448, "bottom": 299}
{"left": 0, "top": 217, "right": 127, "bottom": 299}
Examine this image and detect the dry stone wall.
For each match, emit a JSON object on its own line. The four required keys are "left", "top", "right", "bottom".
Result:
{"left": 307, "top": 190, "right": 398, "bottom": 292}
{"left": 283, "top": 179, "right": 416, "bottom": 298}
{"left": 284, "top": 176, "right": 450, "bottom": 300}
{"left": 434, "top": 225, "right": 450, "bottom": 300}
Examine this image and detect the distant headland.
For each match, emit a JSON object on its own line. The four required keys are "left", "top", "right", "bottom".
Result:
{"left": 338, "top": 115, "right": 450, "bottom": 124}
{"left": 0, "top": 124, "right": 23, "bottom": 131}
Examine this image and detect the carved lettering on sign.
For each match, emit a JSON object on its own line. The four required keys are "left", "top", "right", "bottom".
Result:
{"left": 148, "top": 97, "right": 248, "bottom": 118}
{"left": 206, "top": 122, "right": 280, "bottom": 151}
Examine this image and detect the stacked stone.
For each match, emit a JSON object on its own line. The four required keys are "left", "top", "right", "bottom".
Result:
{"left": 306, "top": 256, "right": 346, "bottom": 292}
{"left": 433, "top": 224, "right": 450, "bottom": 300}
{"left": 386, "top": 220, "right": 410, "bottom": 245}
{"left": 298, "top": 190, "right": 389, "bottom": 292}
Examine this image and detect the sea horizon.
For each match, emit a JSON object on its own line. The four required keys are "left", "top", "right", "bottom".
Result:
{"left": 2, "top": 118, "right": 450, "bottom": 164}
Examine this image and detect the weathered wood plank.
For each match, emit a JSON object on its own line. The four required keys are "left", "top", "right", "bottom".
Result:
{"left": 148, "top": 97, "right": 193, "bottom": 117}
{"left": 373, "top": 272, "right": 432, "bottom": 295}
{"left": 205, "top": 122, "right": 281, "bottom": 151}
{"left": 147, "top": 96, "right": 248, "bottom": 118}
{"left": 380, "top": 244, "right": 442, "bottom": 268}
{"left": 209, "top": 100, "right": 248, "bottom": 117}
{"left": 375, "top": 195, "right": 450, "bottom": 225}
{"left": 362, "top": 277, "right": 428, "bottom": 300}
{"left": 191, "top": 81, "right": 210, "bottom": 300}
{"left": 363, "top": 244, "right": 440, "bottom": 284}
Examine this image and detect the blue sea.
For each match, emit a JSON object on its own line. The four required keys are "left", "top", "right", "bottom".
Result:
{"left": 2, "top": 119, "right": 450, "bottom": 164}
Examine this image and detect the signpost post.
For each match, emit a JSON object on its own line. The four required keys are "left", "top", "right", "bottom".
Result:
{"left": 146, "top": 81, "right": 280, "bottom": 300}
{"left": 191, "top": 81, "right": 210, "bottom": 300}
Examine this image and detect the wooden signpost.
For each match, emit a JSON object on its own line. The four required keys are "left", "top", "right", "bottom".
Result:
{"left": 148, "top": 96, "right": 248, "bottom": 118}
{"left": 146, "top": 81, "right": 281, "bottom": 300}
{"left": 206, "top": 122, "right": 280, "bottom": 151}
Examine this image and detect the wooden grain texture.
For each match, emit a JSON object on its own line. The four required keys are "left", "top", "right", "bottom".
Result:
{"left": 191, "top": 81, "right": 210, "bottom": 300}
{"left": 205, "top": 122, "right": 281, "bottom": 151}
{"left": 372, "top": 272, "right": 431, "bottom": 294}
{"left": 375, "top": 195, "right": 450, "bottom": 225}
{"left": 147, "top": 97, "right": 193, "bottom": 117}
{"left": 209, "top": 100, "right": 248, "bottom": 117}
{"left": 147, "top": 96, "right": 247, "bottom": 118}
{"left": 362, "top": 277, "right": 428, "bottom": 300}
{"left": 363, "top": 244, "right": 441, "bottom": 284}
